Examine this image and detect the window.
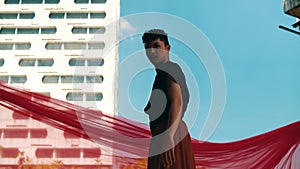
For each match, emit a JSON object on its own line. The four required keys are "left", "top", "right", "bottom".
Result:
{"left": 72, "top": 27, "right": 87, "bottom": 34}
{"left": 0, "top": 28, "right": 15, "bottom": 34}
{"left": 86, "top": 76, "right": 103, "bottom": 83}
{"left": 0, "top": 13, "right": 18, "bottom": 19}
{"left": 19, "top": 13, "right": 35, "bottom": 19}
{"left": 42, "top": 76, "right": 59, "bottom": 83}
{"left": 90, "top": 12, "right": 106, "bottom": 19}
{"left": 45, "top": 43, "right": 62, "bottom": 50}
{"left": 0, "top": 76, "right": 9, "bottom": 82}
{"left": 15, "top": 43, "right": 31, "bottom": 50}
{"left": 73, "top": 76, "right": 84, "bottom": 83}
{"left": 19, "top": 59, "right": 36, "bottom": 66}
{"left": 88, "top": 42, "right": 105, "bottom": 50}
{"left": 40, "top": 92, "right": 51, "bottom": 96}
{"left": 35, "top": 148, "right": 53, "bottom": 158}
{"left": 45, "top": 0, "right": 60, "bottom": 4}
{"left": 12, "top": 111, "right": 29, "bottom": 120}
{"left": 74, "top": 0, "right": 88, "bottom": 3}
{"left": 10, "top": 75, "right": 27, "bottom": 83}
{"left": 87, "top": 58, "right": 104, "bottom": 66}
{"left": 1, "top": 148, "right": 19, "bottom": 158}
{"left": 83, "top": 148, "right": 101, "bottom": 158}
{"left": 64, "top": 42, "right": 86, "bottom": 50}
{"left": 19, "top": 58, "right": 54, "bottom": 67}
{"left": 66, "top": 92, "right": 84, "bottom": 101}
{"left": 36, "top": 148, "right": 100, "bottom": 158}
{"left": 17, "top": 28, "right": 39, "bottom": 34}
{"left": 67, "top": 13, "right": 88, "bottom": 19}
{"left": 89, "top": 27, "right": 105, "bottom": 34}
{"left": 56, "top": 148, "right": 81, "bottom": 158}
{"left": 72, "top": 27, "right": 105, "bottom": 34}
{"left": 0, "top": 58, "right": 4, "bottom": 67}
{"left": 61, "top": 76, "right": 84, "bottom": 83}
{"left": 6, "top": 0, "right": 59, "bottom": 4}
{"left": 3, "top": 129, "right": 28, "bottom": 138}
{"left": 88, "top": 43, "right": 105, "bottom": 50}
{"left": 69, "top": 58, "right": 85, "bottom": 66}
{"left": 41, "top": 28, "right": 56, "bottom": 34}
{"left": 49, "top": 13, "right": 65, "bottom": 19}
{"left": 69, "top": 58, "right": 104, "bottom": 66}
{"left": 63, "top": 131, "right": 80, "bottom": 139}
{"left": 61, "top": 76, "right": 73, "bottom": 83}
{"left": 86, "top": 93, "right": 103, "bottom": 101}
{"left": 0, "top": 43, "right": 13, "bottom": 50}
{"left": 30, "top": 129, "right": 47, "bottom": 138}
{"left": 49, "top": 12, "right": 105, "bottom": 19}
{"left": 21, "top": 0, "right": 43, "bottom": 4}
{"left": 38, "top": 59, "right": 54, "bottom": 66}
{"left": 4, "top": 0, "right": 20, "bottom": 4}
{"left": 91, "top": 0, "right": 106, "bottom": 3}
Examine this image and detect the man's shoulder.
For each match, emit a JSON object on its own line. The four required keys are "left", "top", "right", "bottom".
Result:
{"left": 162, "top": 61, "right": 185, "bottom": 83}
{"left": 165, "top": 61, "right": 182, "bottom": 72}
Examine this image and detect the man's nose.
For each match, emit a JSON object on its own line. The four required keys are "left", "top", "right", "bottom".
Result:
{"left": 150, "top": 48, "right": 156, "bottom": 54}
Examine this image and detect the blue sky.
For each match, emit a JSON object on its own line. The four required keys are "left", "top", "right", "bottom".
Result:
{"left": 118, "top": 0, "right": 300, "bottom": 142}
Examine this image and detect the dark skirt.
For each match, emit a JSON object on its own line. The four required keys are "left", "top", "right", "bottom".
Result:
{"left": 147, "top": 120, "right": 196, "bottom": 169}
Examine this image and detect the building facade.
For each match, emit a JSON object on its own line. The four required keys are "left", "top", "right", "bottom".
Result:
{"left": 0, "top": 0, "right": 119, "bottom": 168}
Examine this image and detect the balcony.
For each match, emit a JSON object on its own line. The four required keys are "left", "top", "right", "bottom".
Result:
{"left": 284, "top": 0, "right": 300, "bottom": 18}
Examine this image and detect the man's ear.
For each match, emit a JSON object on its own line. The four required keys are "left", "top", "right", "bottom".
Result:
{"left": 166, "top": 45, "right": 171, "bottom": 51}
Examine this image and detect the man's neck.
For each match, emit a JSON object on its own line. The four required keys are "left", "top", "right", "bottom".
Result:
{"left": 154, "top": 58, "right": 169, "bottom": 68}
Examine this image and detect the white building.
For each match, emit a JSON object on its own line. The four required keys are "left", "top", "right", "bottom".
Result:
{"left": 0, "top": 0, "right": 119, "bottom": 168}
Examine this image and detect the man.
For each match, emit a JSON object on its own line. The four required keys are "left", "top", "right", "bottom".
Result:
{"left": 142, "top": 29, "right": 195, "bottom": 169}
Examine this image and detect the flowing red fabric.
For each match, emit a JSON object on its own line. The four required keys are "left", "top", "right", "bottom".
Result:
{"left": 0, "top": 81, "right": 299, "bottom": 169}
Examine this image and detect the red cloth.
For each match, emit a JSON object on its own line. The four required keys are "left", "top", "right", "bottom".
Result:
{"left": 0, "top": 82, "right": 299, "bottom": 168}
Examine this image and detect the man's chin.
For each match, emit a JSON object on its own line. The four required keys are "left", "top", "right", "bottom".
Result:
{"left": 153, "top": 61, "right": 165, "bottom": 67}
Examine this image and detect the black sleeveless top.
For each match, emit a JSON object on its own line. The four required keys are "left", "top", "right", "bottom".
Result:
{"left": 144, "top": 61, "right": 190, "bottom": 132}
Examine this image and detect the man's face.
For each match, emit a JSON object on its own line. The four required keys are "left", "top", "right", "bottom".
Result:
{"left": 144, "top": 38, "right": 170, "bottom": 66}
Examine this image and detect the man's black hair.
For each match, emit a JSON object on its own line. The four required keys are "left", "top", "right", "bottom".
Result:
{"left": 142, "top": 29, "right": 169, "bottom": 46}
